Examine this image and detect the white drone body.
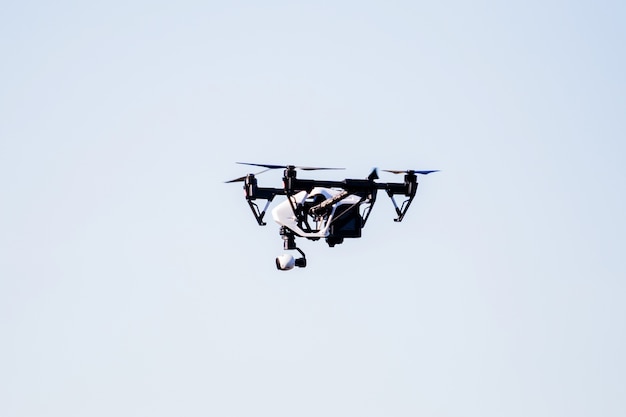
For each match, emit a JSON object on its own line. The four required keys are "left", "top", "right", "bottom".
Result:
{"left": 271, "top": 187, "right": 370, "bottom": 270}
{"left": 272, "top": 187, "right": 365, "bottom": 239}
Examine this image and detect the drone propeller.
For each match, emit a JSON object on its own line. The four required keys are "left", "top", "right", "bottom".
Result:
{"left": 236, "top": 162, "right": 344, "bottom": 171}
{"left": 224, "top": 168, "right": 272, "bottom": 183}
{"left": 383, "top": 169, "right": 440, "bottom": 175}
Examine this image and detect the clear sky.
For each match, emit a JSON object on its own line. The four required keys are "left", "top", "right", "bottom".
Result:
{"left": 1, "top": 1, "right": 625, "bottom": 416}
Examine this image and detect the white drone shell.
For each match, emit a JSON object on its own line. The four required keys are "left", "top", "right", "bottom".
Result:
{"left": 271, "top": 187, "right": 363, "bottom": 238}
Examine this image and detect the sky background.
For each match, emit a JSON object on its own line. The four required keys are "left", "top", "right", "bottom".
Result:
{"left": 1, "top": 1, "right": 625, "bottom": 416}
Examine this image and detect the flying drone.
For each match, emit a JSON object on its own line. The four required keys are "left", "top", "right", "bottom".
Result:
{"left": 226, "top": 162, "right": 438, "bottom": 270}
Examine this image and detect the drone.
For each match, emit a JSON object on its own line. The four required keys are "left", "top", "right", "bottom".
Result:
{"left": 226, "top": 162, "right": 438, "bottom": 270}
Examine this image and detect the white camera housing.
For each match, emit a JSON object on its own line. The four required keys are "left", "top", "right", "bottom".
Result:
{"left": 275, "top": 254, "right": 296, "bottom": 271}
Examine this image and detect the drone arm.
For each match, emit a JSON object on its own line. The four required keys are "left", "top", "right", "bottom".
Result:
{"left": 247, "top": 198, "right": 273, "bottom": 226}
{"left": 244, "top": 188, "right": 283, "bottom": 226}
{"left": 243, "top": 176, "right": 284, "bottom": 226}
{"left": 361, "top": 191, "right": 377, "bottom": 226}
{"left": 379, "top": 173, "right": 419, "bottom": 222}
{"left": 386, "top": 188, "right": 416, "bottom": 222}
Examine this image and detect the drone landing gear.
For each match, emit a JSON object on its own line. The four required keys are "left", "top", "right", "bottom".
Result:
{"left": 278, "top": 227, "right": 307, "bottom": 269}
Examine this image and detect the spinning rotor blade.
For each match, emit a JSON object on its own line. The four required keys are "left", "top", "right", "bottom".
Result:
{"left": 236, "top": 162, "right": 285, "bottom": 169}
{"left": 237, "top": 162, "right": 344, "bottom": 171}
{"left": 224, "top": 168, "right": 272, "bottom": 183}
{"left": 383, "top": 169, "right": 440, "bottom": 175}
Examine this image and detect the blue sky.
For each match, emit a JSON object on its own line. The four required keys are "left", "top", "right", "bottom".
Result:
{"left": 1, "top": 1, "right": 625, "bottom": 416}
